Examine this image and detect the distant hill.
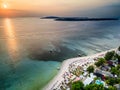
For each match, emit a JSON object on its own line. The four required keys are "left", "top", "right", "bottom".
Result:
{"left": 41, "top": 16, "right": 119, "bottom": 21}
{"left": 40, "top": 16, "right": 59, "bottom": 19}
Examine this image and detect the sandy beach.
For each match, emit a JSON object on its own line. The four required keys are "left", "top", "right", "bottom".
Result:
{"left": 43, "top": 48, "right": 116, "bottom": 90}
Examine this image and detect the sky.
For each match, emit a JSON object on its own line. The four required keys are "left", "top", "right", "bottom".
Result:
{"left": 0, "top": 0, "right": 120, "bottom": 17}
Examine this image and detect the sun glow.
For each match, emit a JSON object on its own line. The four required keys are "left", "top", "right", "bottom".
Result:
{"left": 2, "top": 3, "right": 8, "bottom": 9}
{"left": 4, "top": 18, "right": 20, "bottom": 62}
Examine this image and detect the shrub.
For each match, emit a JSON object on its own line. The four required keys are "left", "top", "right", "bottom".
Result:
{"left": 95, "top": 58, "right": 106, "bottom": 67}
{"left": 116, "top": 54, "right": 120, "bottom": 62}
{"left": 106, "top": 78, "right": 120, "bottom": 86}
{"left": 107, "top": 86, "right": 117, "bottom": 90}
{"left": 105, "top": 51, "right": 115, "bottom": 61}
{"left": 71, "top": 81, "right": 84, "bottom": 90}
{"left": 118, "top": 46, "right": 120, "bottom": 51}
{"left": 85, "top": 84, "right": 104, "bottom": 90}
{"left": 87, "top": 65, "right": 94, "bottom": 73}
{"left": 110, "top": 67, "right": 120, "bottom": 75}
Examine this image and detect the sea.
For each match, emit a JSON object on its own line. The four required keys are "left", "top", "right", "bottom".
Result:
{"left": 0, "top": 17, "right": 120, "bottom": 90}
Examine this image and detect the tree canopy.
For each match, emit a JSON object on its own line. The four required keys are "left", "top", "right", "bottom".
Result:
{"left": 71, "top": 81, "right": 84, "bottom": 90}
{"left": 95, "top": 58, "right": 106, "bottom": 67}
{"left": 71, "top": 80, "right": 118, "bottom": 90}
{"left": 118, "top": 46, "right": 120, "bottom": 51}
{"left": 110, "top": 67, "right": 120, "bottom": 76}
{"left": 85, "top": 84, "right": 104, "bottom": 90}
{"left": 105, "top": 51, "right": 115, "bottom": 60}
{"left": 106, "top": 77, "right": 120, "bottom": 86}
{"left": 116, "top": 54, "right": 120, "bottom": 62}
{"left": 87, "top": 65, "right": 94, "bottom": 73}
{"left": 107, "top": 86, "right": 117, "bottom": 90}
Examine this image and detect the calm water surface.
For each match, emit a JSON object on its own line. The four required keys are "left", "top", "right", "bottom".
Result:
{"left": 0, "top": 17, "right": 120, "bottom": 90}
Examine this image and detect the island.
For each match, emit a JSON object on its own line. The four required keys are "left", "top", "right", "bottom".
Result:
{"left": 40, "top": 16, "right": 59, "bottom": 19}
{"left": 41, "top": 16, "right": 119, "bottom": 21}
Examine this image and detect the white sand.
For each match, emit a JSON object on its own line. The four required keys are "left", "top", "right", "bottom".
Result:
{"left": 43, "top": 48, "right": 116, "bottom": 90}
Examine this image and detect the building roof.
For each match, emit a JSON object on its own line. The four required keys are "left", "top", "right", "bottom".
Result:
{"left": 83, "top": 77, "right": 93, "bottom": 86}
{"left": 83, "top": 74, "right": 96, "bottom": 86}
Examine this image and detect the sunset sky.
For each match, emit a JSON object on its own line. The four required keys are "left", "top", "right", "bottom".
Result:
{"left": 0, "top": 0, "right": 120, "bottom": 17}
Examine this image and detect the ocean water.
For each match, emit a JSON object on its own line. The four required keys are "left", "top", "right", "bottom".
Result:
{"left": 0, "top": 17, "right": 120, "bottom": 90}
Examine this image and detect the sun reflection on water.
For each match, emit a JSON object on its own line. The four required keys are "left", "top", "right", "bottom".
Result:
{"left": 4, "top": 18, "right": 19, "bottom": 63}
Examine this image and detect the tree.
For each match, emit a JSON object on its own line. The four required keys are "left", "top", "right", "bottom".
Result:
{"left": 110, "top": 64, "right": 120, "bottom": 76}
{"left": 105, "top": 51, "right": 115, "bottom": 60}
{"left": 110, "top": 67, "right": 120, "bottom": 76}
{"left": 106, "top": 78, "right": 115, "bottom": 86}
{"left": 107, "top": 86, "right": 117, "bottom": 90}
{"left": 87, "top": 65, "right": 94, "bottom": 73}
{"left": 118, "top": 46, "right": 120, "bottom": 51}
{"left": 95, "top": 58, "right": 106, "bottom": 67}
{"left": 116, "top": 54, "right": 120, "bottom": 63}
{"left": 106, "top": 78, "right": 120, "bottom": 86}
{"left": 71, "top": 81, "right": 84, "bottom": 90}
{"left": 85, "top": 84, "right": 104, "bottom": 90}
{"left": 117, "top": 65, "right": 120, "bottom": 70}
{"left": 116, "top": 78, "right": 120, "bottom": 84}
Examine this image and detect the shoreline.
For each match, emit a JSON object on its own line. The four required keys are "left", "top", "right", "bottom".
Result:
{"left": 42, "top": 48, "right": 116, "bottom": 90}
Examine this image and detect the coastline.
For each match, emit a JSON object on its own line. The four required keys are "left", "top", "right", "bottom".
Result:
{"left": 42, "top": 48, "right": 116, "bottom": 90}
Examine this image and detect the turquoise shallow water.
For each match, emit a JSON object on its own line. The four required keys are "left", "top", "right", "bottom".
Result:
{"left": 6, "top": 60, "right": 60, "bottom": 90}
{"left": 0, "top": 18, "right": 120, "bottom": 90}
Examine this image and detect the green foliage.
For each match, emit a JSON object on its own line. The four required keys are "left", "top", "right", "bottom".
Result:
{"left": 116, "top": 78, "right": 120, "bottom": 84}
{"left": 107, "top": 86, "right": 117, "bottom": 90}
{"left": 95, "top": 58, "right": 106, "bottom": 67}
{"left": 106, "top": 78, "right": 120, "bottom": 86}
{"left": 110, "top": 67, "right": 120, "bottom": 76}
{"left": 71, "top": 79, "right": 119, "bottom": 90}
{"left": 85, "top": 84, "right": 104, "bottom": 90}
{"left": 116, "top": 54, "right": 120, "bottom": 62}
{"left": 112, "top": 54, "right": 118, "bottom": 60}
{"left": 117, "top": 65, "right": 120, "bottom": 70}
{"left": 87, "top": 65, "right": 94, "bottom": 73}
{"left": 71, "top": 82, "right": 104, "bottom": 90}
{"left": 94, "top": 77, "right": 98, "bottom": 81}
{"left": 105, "top": 51, "right": 115, "bottom": 61}
{"left": 110, "top": 64, "right": 120, "bottom": 76}
{"left": 118, "top": 46, "right": 120, "bottom": 51}
{"left": 106, "top": 78, "right": 115, "bottom": 86}
{"left": 71, "top": 81, "right": 84, "bottom": 90}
